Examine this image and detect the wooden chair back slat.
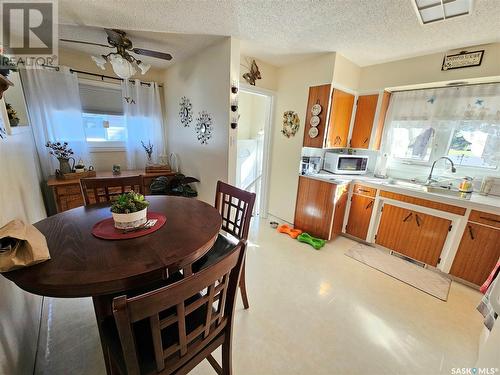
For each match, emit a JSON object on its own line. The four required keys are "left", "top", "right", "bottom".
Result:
{"left": 112, "top": 241, "right": 245, "bottom": 374}
{"left": 80, "top": 175, "right": 144, "bottom": 205}
{"left": 215, "top": 181, "right": 256, "bottom": 241}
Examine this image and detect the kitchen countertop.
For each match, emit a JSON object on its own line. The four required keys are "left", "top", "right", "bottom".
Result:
{"left": 301, "top": 172, "right": 500, "bottom": 214}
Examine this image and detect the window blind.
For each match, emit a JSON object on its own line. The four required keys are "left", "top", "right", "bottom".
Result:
{"left": 79, "top": 83, "right": 123, "bottom": 115}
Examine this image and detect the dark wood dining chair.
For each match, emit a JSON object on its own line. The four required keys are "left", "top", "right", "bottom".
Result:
{"left": 103, "top": 241, "right": 245, "bottom": 375}
{"left": 192, "top": 181, "right": 256, "bottom": 309}
{"left": 80, "top": 175, "right": 144, "bottom": 205}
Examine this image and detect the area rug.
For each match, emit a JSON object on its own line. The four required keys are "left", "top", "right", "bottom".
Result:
{"left": 345, "top": 243, "right": 451, "bottom": 301}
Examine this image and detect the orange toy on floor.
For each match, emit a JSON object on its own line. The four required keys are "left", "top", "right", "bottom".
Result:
{"left": 277, "top": 224, "right": 303, "bottom": 239}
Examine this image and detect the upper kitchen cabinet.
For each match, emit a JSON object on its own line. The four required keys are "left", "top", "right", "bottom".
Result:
{"left": 303, "top": 84, "right": 332, "bottom": 148}
{"left": 349, "top": 91, "right": 391, "bottom": 150}
{"left": 325, "top": 89, "right": 355, "bottom": 148}
{"left": 349, "top": 94, "right": 378, "bottom": 149}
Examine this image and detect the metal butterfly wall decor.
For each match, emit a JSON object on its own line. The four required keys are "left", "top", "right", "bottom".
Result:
{"left": 242, "top": 59, "right": 262, "bottom": 86}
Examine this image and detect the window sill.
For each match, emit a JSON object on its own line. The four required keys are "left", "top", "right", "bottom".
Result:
{"left": 87, "top": 141, "right": 126, "bottom": 153}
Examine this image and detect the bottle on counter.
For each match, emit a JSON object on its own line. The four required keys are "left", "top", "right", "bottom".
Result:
{"left": 459, "top": 176, "right": 473, "bottom": 200}
{"left": 479, "top": 176, "right": 494, "bottom": 196}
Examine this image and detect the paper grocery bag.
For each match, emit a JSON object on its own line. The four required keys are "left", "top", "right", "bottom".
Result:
{"left": 0, "top": 219, "right": 50, "bottom": 272}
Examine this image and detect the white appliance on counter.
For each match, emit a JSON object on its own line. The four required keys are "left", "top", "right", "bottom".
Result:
{"left": 323, "top": 153, "right": 369, "bottom": 175}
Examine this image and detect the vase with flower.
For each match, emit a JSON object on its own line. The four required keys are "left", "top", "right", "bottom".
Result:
{"left": 46, "top": 141, "right": 75, "bottom": 175}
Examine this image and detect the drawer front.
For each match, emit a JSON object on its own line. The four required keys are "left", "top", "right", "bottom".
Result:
{"left": 379, "top": 190, "right": 466, "bottom": 215}
{"left": 353, "top": 184, "right": 376, "bottom": 197}
{"left": 469, "top": 210, "right": 500, "bottom": 229}
{"left": 55, "top": 184, "right": 82, "bottom": 196}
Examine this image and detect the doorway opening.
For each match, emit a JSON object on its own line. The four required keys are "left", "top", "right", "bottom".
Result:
{"left": 236, "top": 88, "right": 273, "bottom": 217}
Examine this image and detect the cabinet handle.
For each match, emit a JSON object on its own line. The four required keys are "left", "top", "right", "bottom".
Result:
{"left": 479, "top": 216, "right": 500, "bottom": 224}
{"left": 415, "top": 214, "right": 421, "bottom": 227}
{"left": 468, "top": 225, "right": 475, "bottom": 240}
{"left": 365, "top": 201, "right": 374, "bottom": 209}
{"left": 363, "top": 137, "right": 369, "bottom": 144}
{"left": 359, "top": 189, "right": 370, "bottom": 193}
{"left": 403, "top": 212, "right": 413, "bottom": 222}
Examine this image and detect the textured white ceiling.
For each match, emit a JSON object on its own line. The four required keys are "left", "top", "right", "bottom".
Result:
{"left": 58, "top": 0, "right": 500, "bottom": 67}
{"left": 59, "top": 25, "right": 223, "bottom": 68}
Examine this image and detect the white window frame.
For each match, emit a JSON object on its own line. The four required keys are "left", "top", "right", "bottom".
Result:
{"left": 79, "top": 78, "right": 126, "bottom": 152}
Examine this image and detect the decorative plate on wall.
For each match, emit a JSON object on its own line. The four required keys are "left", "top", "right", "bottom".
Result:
{"left": 311, "top": 103, "right": 322, "bottom": 116}
{"left": 179, "top": 96, "right": 193, "bottom": 127}
{"left": 310, "top": 115, "right": 320, "bottom": 127}
{"left": 281, "top": 111, "right": 300, "bottom": 138}
{"left": 308, "top": 127, "right": 319, "bottom": 138}
{"left": 195, "top": 111, "right": 213, "bottom": 144}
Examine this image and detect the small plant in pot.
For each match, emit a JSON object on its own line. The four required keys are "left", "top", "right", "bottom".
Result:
{"left": 110, "top": 192, "right": 150, "bottom": 229}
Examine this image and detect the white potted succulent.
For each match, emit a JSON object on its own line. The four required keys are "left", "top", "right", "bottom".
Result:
{"left": 110, "top": 192, "right": 149, "bottom": 229}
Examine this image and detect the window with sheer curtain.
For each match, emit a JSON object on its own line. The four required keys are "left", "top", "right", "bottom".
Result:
{"left": 382, "top": 84, "right": 500, "bottom": 169}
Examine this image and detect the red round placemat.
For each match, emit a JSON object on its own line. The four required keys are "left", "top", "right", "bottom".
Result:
{"left": 91, "top": 212, "right": 166, "bottom": 240}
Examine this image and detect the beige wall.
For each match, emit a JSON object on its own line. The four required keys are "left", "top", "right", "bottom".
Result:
{"left": 164, "top": 38, "right": 232, "bottom": 203}
{"left": 268, "top": 53, "right": 336, "bottom": 223}
{"left": 333, "top": 53, "right": 361, "bottom": 91}
{"left": 359, "top": 43, "right": 500, "bottom": 92}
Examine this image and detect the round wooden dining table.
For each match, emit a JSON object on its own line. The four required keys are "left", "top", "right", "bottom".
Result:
{"left": 3, "top": 195, "right": 222, "bottom": 374}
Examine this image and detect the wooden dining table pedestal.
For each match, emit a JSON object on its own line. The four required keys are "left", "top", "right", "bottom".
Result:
{"left": 2, "top": 196, "right": 222, "bottom": 375}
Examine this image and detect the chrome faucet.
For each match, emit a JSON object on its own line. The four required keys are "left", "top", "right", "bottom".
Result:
{"left": 426, "top": 157, "right": 456, "bottom": 185}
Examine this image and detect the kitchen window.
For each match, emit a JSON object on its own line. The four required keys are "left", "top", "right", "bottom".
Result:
{"left": 383, "top": 83, "right": 500, "bottom": 170}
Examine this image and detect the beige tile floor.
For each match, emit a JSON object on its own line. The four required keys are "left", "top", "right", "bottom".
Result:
{"left": 35, "top": 217, "right": 484, "bottom": 375}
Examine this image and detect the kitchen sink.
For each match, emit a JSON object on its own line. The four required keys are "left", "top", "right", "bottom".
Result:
{"left": 424, "top": 186, "right": 467, "bottom": 198}
{"left": 385, "top": 179, "right": 425, "bottom": 190}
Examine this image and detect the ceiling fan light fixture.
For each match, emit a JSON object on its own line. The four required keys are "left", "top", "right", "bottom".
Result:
{"left": 91, "top": 55, "right": 107, "bottom": 70}
{"left": 138, "top": 62, "right": 151, "bottom": 75}
{"left": 108, "top": 54, "right": 136, "bottom": 79}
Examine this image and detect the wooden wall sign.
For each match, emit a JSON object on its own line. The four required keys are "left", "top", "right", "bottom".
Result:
{"left": 442, "top": 50, "right": 484, "bottom": 71}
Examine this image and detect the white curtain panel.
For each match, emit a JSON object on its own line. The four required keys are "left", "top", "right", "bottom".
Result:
{"left": 121, "top": 80, "right": 165, "bottom": 169}
{"left": 20, "top": 67, "right": 89, "bottom": 180}
{"left": 381, "top": 83, "right": 500, "bottom": 165}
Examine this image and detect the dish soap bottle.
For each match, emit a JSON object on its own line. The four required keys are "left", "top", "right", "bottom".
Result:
{"left": 458, "top": 177, "right": 473, "bottom": 200}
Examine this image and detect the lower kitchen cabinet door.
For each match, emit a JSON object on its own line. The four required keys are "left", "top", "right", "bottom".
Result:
{"left": 450, "top": 223, "right": 500, "bottom": 286}
{"left": 375, "top": 204, "right": 450, "bottom": 266}
{"left": 345, "top": 194, "right": 374, "bottom": 240}
{"left": 294, "top": 176, "right": 336, "bottom": 240}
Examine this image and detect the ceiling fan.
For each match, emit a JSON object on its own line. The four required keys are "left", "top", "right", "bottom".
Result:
{"left": 60, "top": 29, "right": 172, "bottom": 79}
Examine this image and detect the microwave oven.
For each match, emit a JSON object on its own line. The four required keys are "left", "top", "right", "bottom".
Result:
{"left": 323, "top": 153, "right": 369, "bottom": 175}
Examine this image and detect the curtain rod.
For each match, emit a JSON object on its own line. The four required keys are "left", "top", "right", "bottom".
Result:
{"left": 38, "top": 64, "right": 163, "bottom": 87}
{"left": 390, "top": 80, "right": 500, "bottom": 93}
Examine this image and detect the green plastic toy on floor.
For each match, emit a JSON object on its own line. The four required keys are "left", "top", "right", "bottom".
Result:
{"left": 297, "top": 232, "right": 326, "bottom": 250}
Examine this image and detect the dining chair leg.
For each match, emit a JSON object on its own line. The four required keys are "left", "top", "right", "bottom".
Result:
{"left": 92, "top": 296, "right": 115, "bottom": 375}
{"left": 239, "top": 259, "right": 249, "bottom": 309}
{"left": 221, "top": 339, "right": 232, "bottom": 375}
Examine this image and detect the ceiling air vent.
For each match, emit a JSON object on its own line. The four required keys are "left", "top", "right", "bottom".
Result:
{"left": 413, "top": 0, "right": 473, "bottom": 24}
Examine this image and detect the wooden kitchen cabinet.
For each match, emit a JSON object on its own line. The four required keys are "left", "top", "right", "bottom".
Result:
{"left": 375, "top": 204, "right": 451, "bottom": 266}
{"left": 350, "top": 94, "right": 378, "bottom": 149}
{"left": 294, "top": 176, "right": 347, "bottom": 240}
{"left": 325, "top": 89, "right": 355, "bottom": 148}
{"left": 450, "top": 221, "right": 500, "bottom": 286}
{"left": 346, "top": 194, "right": 374, "bottom": 241}
{"left": 302, "top": 84, "right": 331, "bottom": 148}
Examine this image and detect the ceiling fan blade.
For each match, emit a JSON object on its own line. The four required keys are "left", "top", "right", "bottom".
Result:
{"left": 133, "top": 48, "right": 172, "bottom": 61}
{"left": 59, "top": 39, "right": 112, "bottom": 48}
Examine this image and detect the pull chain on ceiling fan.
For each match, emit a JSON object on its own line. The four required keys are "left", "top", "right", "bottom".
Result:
{"left": 60, "top": 29, "right": 173, "bottom": 79}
